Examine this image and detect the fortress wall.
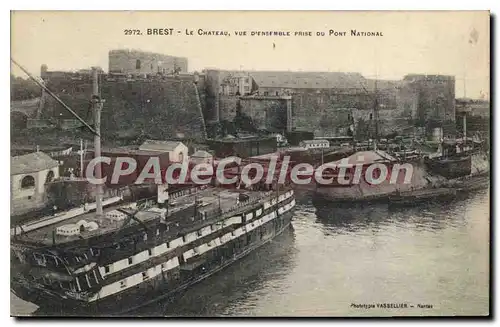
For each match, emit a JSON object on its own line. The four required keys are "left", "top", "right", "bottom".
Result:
{"left": 239, "top": 97, "right": 288, "bottom": 131}
{"left": 41, "top": 77, "right": 206, "bottom": 140}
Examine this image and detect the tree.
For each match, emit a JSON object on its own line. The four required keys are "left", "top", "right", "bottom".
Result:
{"left": 11, "top": 75, "right": 41, "bottom": 100}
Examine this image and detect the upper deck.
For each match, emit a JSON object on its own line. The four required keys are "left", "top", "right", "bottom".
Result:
{"left": 12, "top": 187, "right": 275, "bottom": 247}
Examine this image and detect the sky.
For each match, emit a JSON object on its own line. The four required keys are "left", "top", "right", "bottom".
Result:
{"left": 11, "top": 11, "right": 490, "bottom": 99}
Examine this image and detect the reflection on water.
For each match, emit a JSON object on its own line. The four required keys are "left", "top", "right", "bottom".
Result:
{"left": 314, "top": 198, "right": 471, "bottom": 234}
{"left": 12, "top": 190, "right": 490, "bottom": 317}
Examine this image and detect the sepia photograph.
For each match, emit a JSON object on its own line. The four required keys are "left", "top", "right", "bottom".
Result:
{"left": 9, "top": 10, "right": 490, "bottom": 317}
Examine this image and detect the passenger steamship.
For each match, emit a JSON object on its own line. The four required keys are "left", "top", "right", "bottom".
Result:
{"left": 11, "top": 183, "right": 296, "bottom": 315}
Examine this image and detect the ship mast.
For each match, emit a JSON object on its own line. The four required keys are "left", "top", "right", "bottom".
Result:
{"left": 92, "top": 68, "right": 104, "bottom": 216}
{"left": 462, "top": 43, "right": 468, "bottom": 151}
{"left": 11, "top": 59, "right": 103, "bottom": 215}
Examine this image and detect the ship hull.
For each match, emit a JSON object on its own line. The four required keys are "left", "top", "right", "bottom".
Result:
{"left": 425, "top": 155, "right": 472, "bottom": 179}
{"left": 387, "top": 188, "right": 457, "bottom": 206}
{"left": 313, "top": 160, "right": 431, "bottom": 204}
{"left": 312, "top": 173, "right": 489, "bottom": 208}
{"left": 12, "top": 211, "right": 294, "bottom": 316}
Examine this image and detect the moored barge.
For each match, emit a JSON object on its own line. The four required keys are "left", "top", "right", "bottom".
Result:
{"left": 313, "top": 150, "right": 430, "bottom": 204}
{"left": 388, "top": 187, "right": 457, "bottom": 206}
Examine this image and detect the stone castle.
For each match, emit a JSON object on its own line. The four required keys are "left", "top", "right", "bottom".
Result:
{"left": 12, "top": 49, "right": 457, "bottom": 141}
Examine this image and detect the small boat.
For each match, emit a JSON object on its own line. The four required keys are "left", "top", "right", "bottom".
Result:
{"left": 454, "top": 173, "right": 490, "bottom": 193}
{"left": 388, "top": 187, "right": 457, "bottom": 206}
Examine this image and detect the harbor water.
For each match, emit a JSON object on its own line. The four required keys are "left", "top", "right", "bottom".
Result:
{"left": 11, "top": 189, "right": 490, "bottom": 317}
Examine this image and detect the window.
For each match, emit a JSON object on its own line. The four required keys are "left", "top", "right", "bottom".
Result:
{"left": 21, "top": 175, "right": 35, "bottom": 189}
{"left": 369, "top": 113, "right": 373, "bottom": 120}
{"left": 120, "top": 280, "right": 127, "bottom": 288}
{"left": 142, "top": 271, "right": 149, "bottom": 280}
{"left": 128, "top": 257, "right": 133, "bottom": 265}
{"left": 45, "top": 171, "right": 54, "bottom": 184}
{"left": 85, "top": 274, "right": 91, "bottom": 288}
{"left": 104, "top": 265, "right": 110, "bottom": 274}
{"left": 148, "top": 249, "right": 153, "bottom": 256}
{"left": 264, "top": 92, "right": 269, "bottom": 96}
{"left": 91, "top": 270, "right": 99, "bottom": 284}
{"left": 136, "top": 59, "right": 141, "bottom": 69}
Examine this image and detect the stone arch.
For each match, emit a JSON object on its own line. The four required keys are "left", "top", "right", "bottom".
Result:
{"left": 21, "top": 175, "right": 35, "bottom": 189}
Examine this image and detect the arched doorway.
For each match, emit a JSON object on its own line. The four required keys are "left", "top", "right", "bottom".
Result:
{"left": 45, "top": 170, "right": 55, "bottom": 184}
{"left": 21, "top": 175, "right": 35, "bottom": 189}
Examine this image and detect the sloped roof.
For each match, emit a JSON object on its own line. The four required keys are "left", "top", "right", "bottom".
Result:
{"left": 101, "top": 146, "right": 164, "bottom": 157}
{"left": 212, "top": 69, "right": 402, "bottom": 91}
{"left": 139, "top": 140, "right": 185, "bottom": 152}
{"left": 301, "top": 139, "right": 329, "bottom": 144}
{"left": 248, "top": 71, "right": 367, "bottom": 89}
{"left": 330, "top": 150, "right": 397, "bottom": 166}
{"left": 11, "top": 152, "right": 59, "bottom": 175}
{"left": 192, "top": 150, "right": 213, "bottom": 158}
